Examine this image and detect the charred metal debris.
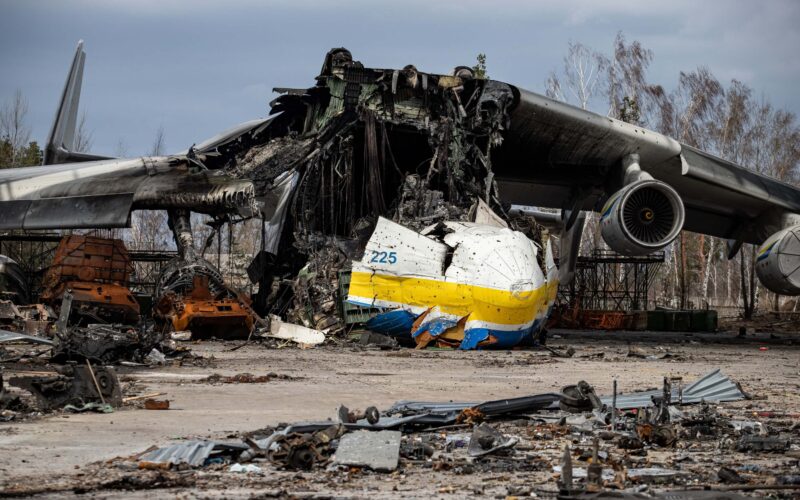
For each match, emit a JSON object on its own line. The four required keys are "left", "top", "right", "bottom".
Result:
{"left": 45, "top": 369, "right": 798, "bottom": 498}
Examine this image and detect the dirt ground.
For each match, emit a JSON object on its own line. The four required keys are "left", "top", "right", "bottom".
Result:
{"left": 1, "top": 329, "right": 799, "bottom": 498}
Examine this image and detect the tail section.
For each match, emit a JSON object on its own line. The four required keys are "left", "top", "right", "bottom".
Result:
{"left": 44, "top": 40, "right": 110, "bottom": 165}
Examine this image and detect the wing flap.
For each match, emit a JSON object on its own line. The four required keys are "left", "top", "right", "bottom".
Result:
{"left": 22, "top": 194, "right": 134, "bottom": 229}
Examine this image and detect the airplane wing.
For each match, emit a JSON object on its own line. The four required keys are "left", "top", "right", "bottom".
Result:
{"left": 492, "top": 88, "right": 800, "bottom": 245}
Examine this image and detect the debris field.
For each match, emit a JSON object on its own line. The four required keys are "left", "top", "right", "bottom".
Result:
{"left": 1, "top": 330, "right": 798, "bottom": 498}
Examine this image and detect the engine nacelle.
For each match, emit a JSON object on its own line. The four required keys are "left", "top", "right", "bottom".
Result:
{"left": 600, "top": 180, "right": 685, "bottom": 256}
{"left": 755, "top": 224, "right": 800, "bottom": 295}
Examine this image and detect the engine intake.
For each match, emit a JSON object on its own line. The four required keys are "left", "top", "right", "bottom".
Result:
{"left": 755, "top": 224, "right": 800, "bottom": 295}
{"left": 600, "top": 180, "right": 685, "bottom": 256}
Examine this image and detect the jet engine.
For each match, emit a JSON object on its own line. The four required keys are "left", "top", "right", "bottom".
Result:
{"left": 600, "top": 180, "right": 685, "bottom": 256}
{"left": 755, "top": 224, "right": 800, "bottom": 295}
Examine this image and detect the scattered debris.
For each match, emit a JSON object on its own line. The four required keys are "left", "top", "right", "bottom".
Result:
{"left": 268, "top": 424, "right": 345, "bottom": 470}
{"left": 200, "top": 372, "right": 297, "bottom": 384}
{"left": 228, "top": 463, "right": 262, "bottom": 473}
{"left": 467, "top": 423, "right": 518, "bottom": 457}
{"left": 736, "top": 434, "right": 790, "bottom": 452}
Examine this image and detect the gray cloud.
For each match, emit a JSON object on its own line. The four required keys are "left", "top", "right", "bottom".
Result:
{"left": 1, "top": 0, "right": 797, "bottom": 156}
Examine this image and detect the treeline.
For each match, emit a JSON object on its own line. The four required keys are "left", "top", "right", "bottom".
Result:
{"left": 0, "top": 90, "right": 42, "bottom": 167}
{"left": 546, "top": 33, "right": 800, "bottom": 315}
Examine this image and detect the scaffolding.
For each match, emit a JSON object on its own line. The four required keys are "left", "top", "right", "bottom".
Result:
{"left": 559, "top": 249, "right": 665, "bottom": 311}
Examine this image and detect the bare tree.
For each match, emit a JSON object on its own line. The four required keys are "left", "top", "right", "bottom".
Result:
{"left": 114, "top": 138, "right": 129, "bottom": 157}
{"left": 544, "top": 41, "right": 609, "bottom": 256}
{"left": 606, "top": 32, "right": 665, "bottom": 126}
{"left": 73, "top": 111, "right": 93, "bottom": 153}
{"left": 564, "top": 42, "right": 608, "bottom": 110}
{"left": 150, "top": 125, "right": 166, "bottom": 156}
{"left": 74, "top": 112, "right": 93, "bottom": 153}
{"left": 545, "top": 41, "right": 607, "bottom": 111}
{"left": 544, "top": 73, "right": 565, "bottom": 102}
{"left": 0, "top": 90, "right": 32, "bottom": 166}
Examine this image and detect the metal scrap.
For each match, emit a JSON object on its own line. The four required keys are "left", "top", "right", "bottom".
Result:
{"left": 268, "top": 424, "right": 345, "bottom": 470}
{"left": 8, "top": 364, "right": 122, "bottom": 410}
{"left": 600, "top": 369, "right": 747, "bottom": 409}
{"left": 467, "top": 423, "right": 518, "bottom": 457}
{"left": 138, "top": 441, "right": 249, "bottom": 468}
{"left": 0, "top": 328, "right": 55, "bottom": 346}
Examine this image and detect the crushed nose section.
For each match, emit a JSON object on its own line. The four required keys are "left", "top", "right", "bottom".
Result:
{"left": 347, "top": 213, "right": 551, "bottom": 350}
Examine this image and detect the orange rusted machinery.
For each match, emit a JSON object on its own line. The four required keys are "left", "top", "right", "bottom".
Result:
{"left": 155, "top": 275, "right": 254, "bottom": 339}
{"left": 41, "top": 235, "right": 140, "bottom": 324}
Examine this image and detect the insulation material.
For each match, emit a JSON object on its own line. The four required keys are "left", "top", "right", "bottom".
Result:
{"left": 348, "top": 217, "right": 554, "bottom": 349}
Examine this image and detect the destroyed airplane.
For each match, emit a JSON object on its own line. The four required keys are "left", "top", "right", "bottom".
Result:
{"left": 1, "top": 43, "right": 799, "bottom": 347}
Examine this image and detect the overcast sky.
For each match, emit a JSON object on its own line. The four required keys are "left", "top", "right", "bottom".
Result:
{"left": 1, "top": 0, "right": 798, "bottom": 156}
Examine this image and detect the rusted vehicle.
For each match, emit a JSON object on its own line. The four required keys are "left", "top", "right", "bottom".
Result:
{"left": 41, "top": 235, "right": 140, "bottom": 325}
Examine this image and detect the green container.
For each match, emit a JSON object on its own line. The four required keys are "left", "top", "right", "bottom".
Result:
{"left": 690, "top": 310, "right": 718, "bottom": 332}
{"left": 647, "top": 310, "right": 666, "bottom": 331}
{"left": 672, "top": 311, "right": 692, "bottom": 331}
{"left": 629, "top": 311, "right": 649, "bottom": 331}
{"left": 663, "top": 311, "right": 675, "bottom": 331}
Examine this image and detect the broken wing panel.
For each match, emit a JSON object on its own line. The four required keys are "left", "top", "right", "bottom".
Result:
{"left": 0, "top": 156, "right": 258, "bottom": 229}
{"left": 0, "top": 159, "right": 144, "bottom": 229}
{"left": 23, "top": 194, "right": 134, "bottom": 229}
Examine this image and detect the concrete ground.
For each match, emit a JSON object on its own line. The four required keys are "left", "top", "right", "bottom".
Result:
{"left": 0, "top": 329, "right": 798, "bottom": 497}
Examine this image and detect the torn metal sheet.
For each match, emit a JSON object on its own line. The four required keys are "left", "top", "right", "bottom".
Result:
{"left": 139, "top": 441, "right": 249, "bottom": 468}
{"left": 259, "top": 170, "right": 299, "bottom": 254}
{"left": 472, "top": 199, "right": 508, "bottom": 228}
{"left": 0, "top": 328, "right": 55, "bottom": 346}
{"left": 601, "top": 369, "right": 747, "bottom": 409}
{"left": 553, "top": 465, "right": 616, "bottom": 482}
{"left": 333, "top": 430, "right": 401, "bottom": 471}
{"left": 347, "top": 217, "right": 557, "bottom": 349}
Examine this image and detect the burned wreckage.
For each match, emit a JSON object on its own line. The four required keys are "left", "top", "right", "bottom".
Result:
{"left": 1, "top": 43, "right": 800, "bottom": 348}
